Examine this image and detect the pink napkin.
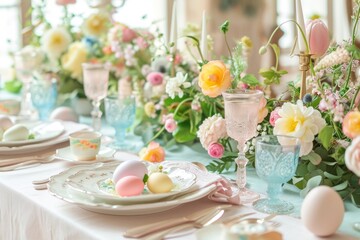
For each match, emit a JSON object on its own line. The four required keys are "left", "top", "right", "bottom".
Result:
{"left": 162, "top": 161, "right": 241, "bottom": 205}
{"left": 208, "top": 178, "right": 241, "bottom": 205}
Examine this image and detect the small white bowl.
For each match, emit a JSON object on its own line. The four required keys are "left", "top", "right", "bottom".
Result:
{"left": 69, "top": 131, "right": 102, "bottom": 161}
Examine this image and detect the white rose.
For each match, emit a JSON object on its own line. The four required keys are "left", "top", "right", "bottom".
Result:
{"left": 345, "top": 137, "right": 360, "bottom": 177}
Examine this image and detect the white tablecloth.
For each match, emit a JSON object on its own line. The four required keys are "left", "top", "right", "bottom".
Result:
{"left": 1, "top": 155, "right": 359, "bottom": 240}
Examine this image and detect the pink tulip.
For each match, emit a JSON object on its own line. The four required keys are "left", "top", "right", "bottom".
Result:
{"left": 146, "top": 72, "right": 164, "bottom": 86}
{"left": 56, "top": 0, "right": 76, "bottom": 5}
{"left": 135, "top": 37, "right": 148, "bottom": 50}
{"left": 208, "top": 142, "right": 224, "bottom": 159}
{"left": 306, "top": 19, "right": 330, "bottom": 58}
{"left": 165, "top": 118, "right": 177, "bottom": 133}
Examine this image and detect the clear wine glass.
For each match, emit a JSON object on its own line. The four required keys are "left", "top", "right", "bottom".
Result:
{"left": 222, "top": 89, "right": 263, "bottom": 203}
{"left": 104, "top": 95, "right": 136, "bottom": 150}
{"left": 30, "top": 75, "right": 58, "bottom": 121}
{"left": 253, "top": 135, "right": 300, "bottom": 214}
{"left": 82, "top": 63, "right": 109, "bottom": 131}
{"left": 14, "top": 50, "right": 40, "bottom": 118}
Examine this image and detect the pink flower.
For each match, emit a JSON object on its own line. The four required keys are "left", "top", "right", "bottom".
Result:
{"left": 56, "top": 0, "right": 76, "bottom": 5}
{"left": 238, "top": 82, "right": 249, "bottom": 90}
{"left": 306, "top": 19, "right": 330, "bottom": 58}
{"left": 174, "top": 54, "right": 182, "bottom": 65}
{"left": 146, "top": 72, "right": 164, "bottom": 86}
{"left": 122, "top": 27, "right": 137, "bottom": 42}
{"left": 318, "top": 99, "right": 328, "bottom": 112}
{"left": 165, "top": 118, "right": 177, "bottom": 133}
{"left": 269, "top": 108, "right": 281, "bottom": 126}
{"left": 258, "top": 96, "right": 268, "bottom": 123}
{"left": 191, "top": 100, "right": 201, "bottom": 111}
{"left": 208, "top": 142, "right": 224, "bottom": 158}
{"left": 135, "top": 37, "right": 149, "bottom": 50}
{"left": 345, "top": 136, "right": 360, "bottom": 177}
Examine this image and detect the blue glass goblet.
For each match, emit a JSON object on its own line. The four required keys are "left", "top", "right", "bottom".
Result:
{"left": 104, "top": 95, "right": 136, "bottom": 150}
{"left": 30, "top": 78, "right": 57, "bottom": 121}
{"left": 253, "top": 135, "right": 300, "bottom": 214}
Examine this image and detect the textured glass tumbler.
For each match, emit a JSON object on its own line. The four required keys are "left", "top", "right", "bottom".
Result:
{"left": 30, "top": 79, "right": 57, "bottom": 121}
{"left": 222, "top": 89, "right": 263, "bottom": 204}
{"left": 253, "top": 135, "right": 300, "bottom": 214}
{"left": 104, "top": 95, "right": 136, "bottom": 150}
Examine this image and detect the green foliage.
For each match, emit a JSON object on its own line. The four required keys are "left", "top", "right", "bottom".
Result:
{"left": 259, "top": 67, "right": 288, "bottom": 85}
{"left": 220, "top": 20, "right": 230, "bottom": 34}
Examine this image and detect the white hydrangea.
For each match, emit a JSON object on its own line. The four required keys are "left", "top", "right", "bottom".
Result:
{"left": 165, "top": 72, "right": 191, "bottom": 99}
{"left": 197, "top": 114, "right": 228, "bottom": 150}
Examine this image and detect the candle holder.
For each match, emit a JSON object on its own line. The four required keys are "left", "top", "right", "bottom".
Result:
{"left": 298, "top": 52, "right": 312, "bottom": 100}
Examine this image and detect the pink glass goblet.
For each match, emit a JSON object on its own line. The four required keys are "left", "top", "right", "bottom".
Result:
{"left": 82, "top": 63, "right": 109, "bottom": 131}
{"left": 222, "top": 89, "right": 263, "bottom": 204}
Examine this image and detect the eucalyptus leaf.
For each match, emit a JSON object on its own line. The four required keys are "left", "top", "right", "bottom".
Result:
{"left": 300, "top": 175, "right": 322, "bottom": 198}
{"left": 332, "top": 181, "right": 348, "bottom": 191}
{"left": 324, "top": 172, "right": 342, "bottom": 180}
{"left": 318, "top": 126, "right": 334, "bottom": 150}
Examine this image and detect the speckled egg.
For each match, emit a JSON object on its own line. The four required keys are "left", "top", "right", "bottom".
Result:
{"left": 112, "top": 160, "right": 148, "bottom": 184}
{"left": 115, "top": 176, "right": 144, "bottom": 197}
{"left": 301, "top": 186, "right": 344, "bottom": 237}
{"left": 3, "top": 124, "right": 29, "bottom": 141}
{"left": 0, "top": 116, "right": 14, "bottom": 131}
{"left": 147, "top": 172, "right": 173, "bottom": 194}
{"left": 50, "top": 107, "right": 79, "bottom": 122}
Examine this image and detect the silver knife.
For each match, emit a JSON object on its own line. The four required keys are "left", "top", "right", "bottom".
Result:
{"left": 123, "top": 204, "right": 232, "bottom": 238}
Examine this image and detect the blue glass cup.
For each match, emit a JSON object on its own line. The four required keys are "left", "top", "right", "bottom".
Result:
{"left": 253, "top": 135, "right": 300, "bottom": 214}
{"left": 104, "top": 95, "right": 136, "bottom": 150}
{"left": 30, "top": 78, "right": 57, "bottom": 121}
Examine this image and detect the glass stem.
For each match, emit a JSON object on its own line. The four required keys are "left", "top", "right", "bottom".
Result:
{"left": 267, "top": 182, "right": 281, "bottom": 202}
{"left": 115, "top": 128, "right": 126, "bottom": 146}
{"left": 91, "top": 100, "right": 102, "bottom": 131}
{"left": 236, "top": 150, "right": 248, "bottom": 190}
{"left": 21, "top": 82, "right": 32, "bottom": 117}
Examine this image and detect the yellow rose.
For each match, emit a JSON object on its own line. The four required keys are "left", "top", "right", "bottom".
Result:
{"left": 198, "top": 60, "right": 231, "bottom": 98}
{"left": 83, "top": 12, "right": 109, "bottom": 37}
{"left": 61, "top": 42, "right": 87, "bottom": 80}
{"left": 42, "top": 27, "right": 72, "bottom": 58}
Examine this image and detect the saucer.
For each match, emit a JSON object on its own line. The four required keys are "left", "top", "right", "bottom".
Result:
{"left": 55, "top": 146, "right": 116, "bottom": 164}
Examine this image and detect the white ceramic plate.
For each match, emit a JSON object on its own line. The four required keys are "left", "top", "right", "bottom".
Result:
{"left": 0, "top": 121, "right": 64, "bottom": 147}
{"left": 0, "top": 122, "right": 90, "bottom": 156}
{"left": 48, "top": 162, "right": 216, "bottom": 215}
{"left": 66, "top": 163, "right": 196, "bottom": 204}
{"left": 55, "top": 146, "right": 116, "bottom": 164}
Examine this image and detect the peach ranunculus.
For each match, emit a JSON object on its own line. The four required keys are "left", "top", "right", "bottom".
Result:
{"left": 258, "top": 96, "right": 268, "bottom": 123}
{"left": 345, "top": 136, "right": 360, "bottom": 177}
{"left": 139, "top": 142, "right": 165, "bottom": 163}
{"left": 61, "top": 42, "right": 87, "bottom": 80}
{"left": 198, "top": 60, "right": 231, "bottom": 98}
{"left": 343, "top": 110, "right": 360, "bottom": 139}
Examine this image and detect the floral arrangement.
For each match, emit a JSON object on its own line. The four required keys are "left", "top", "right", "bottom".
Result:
{"left": 190, "top": 3, "right": 360, "bottom": 206}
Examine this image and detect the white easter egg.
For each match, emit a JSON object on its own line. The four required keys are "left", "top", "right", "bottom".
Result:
{"left": 50, "top": 107, "right": 79, "bottom": 122}
{"left": 301, "top": 186, "right": 344, "bottom": 237}
{"left": 3, "top": 124, "right": 29, "bottom": 141}
{"left": 0, "top": 116, "right": 14, "bottom": 131}
{"left": 112, "top": 160, "right": 148, "bottom": 184}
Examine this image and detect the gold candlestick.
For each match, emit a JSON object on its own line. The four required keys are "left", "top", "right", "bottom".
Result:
{"left": 298, "top": 52, "right": 312, "bottom": 100}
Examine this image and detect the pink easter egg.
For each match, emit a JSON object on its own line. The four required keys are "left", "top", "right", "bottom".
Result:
{"left": 115, "top": 176, "right": 144, "bottom": 197}
{"left": 50, "top": 107, "right": 79, "bottom": 122}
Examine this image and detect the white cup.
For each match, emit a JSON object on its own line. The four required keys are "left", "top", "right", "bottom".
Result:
{"left": 69, "top": 131, "right": 101, "bottom": 161}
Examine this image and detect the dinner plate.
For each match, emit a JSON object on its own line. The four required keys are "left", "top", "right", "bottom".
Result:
{"left": 0, "top": 121, "right": 64, "bottom": 147}
{"left": 48, "top": 162, "right": 216, "bottom": 215}
{"left": 0, "top": 122, "right": 90, "bottom": 156}
{"left": 66, "top": 163, "right": 196, "bottom": 204}
{"left": 55, "top": 146, "right": 116, "bottom": 164}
